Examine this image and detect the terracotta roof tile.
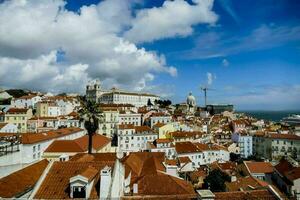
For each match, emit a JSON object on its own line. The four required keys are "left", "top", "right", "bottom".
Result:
{"left": 6, "top": 108, "right": 29, "bottom": 114}
{"left": 21, "top": 127, "right": 83, "bottom": 144}
{"left": 225, "top": 176, "right": 269, "bottom": 191}
{"left": 244, "top": 161, "right": 274, "bottom": 174}
{"left": 214, "top": 189, "right": 277, "bottom": 200}
{"left": 0, "top": 159, "right": 49, "bottom": 198}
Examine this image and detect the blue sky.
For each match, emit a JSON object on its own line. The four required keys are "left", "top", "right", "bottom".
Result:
{"left": 0, "top": 0, "right": 299, "bottom": 110}
{"left": 67, "top": 0, "right": 300, "bottom": 110}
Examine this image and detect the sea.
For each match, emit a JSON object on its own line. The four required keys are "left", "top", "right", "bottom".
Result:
{"left": 237, "top": 110, "right": 300, "bottom": 122}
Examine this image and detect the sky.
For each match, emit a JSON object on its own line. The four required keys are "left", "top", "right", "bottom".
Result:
{"left": 0, "top": 0, "right": 299, "bottom": 110}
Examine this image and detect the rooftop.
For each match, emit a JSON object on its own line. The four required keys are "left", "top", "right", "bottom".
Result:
{"left": 0, "top": 159, "right": 49, "bottom": 198}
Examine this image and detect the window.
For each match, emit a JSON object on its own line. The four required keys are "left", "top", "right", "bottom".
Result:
{"left": 33, "top": 154, "right": 36, "bottom": 159}
{"left": 38, "top": 145, "right": 40, "bottom": 151}
{"left": 33, "top": 146, "right": 36, "bottom": 152}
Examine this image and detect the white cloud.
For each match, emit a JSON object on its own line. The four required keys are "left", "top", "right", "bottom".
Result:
{"left": 124, "top": 0, "right": 218, "bottom": 43}
{"left": 0, "top": 51, "right": 89, "bottom": 93}
{"left": 0, "top": 0, "right": 178, "bottom": 93}
{"left": 207, "top": 72, "right": 216, "bottom": 85}
{"left": 222, "top": 58, "right": 229, "bottom": 66}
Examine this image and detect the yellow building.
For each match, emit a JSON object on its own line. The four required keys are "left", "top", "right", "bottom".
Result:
{"left": 36, "top": 101, "right": 49, "bottom": 117}
{"left": 5, "top": 108, "right": 33, "bottom": 133}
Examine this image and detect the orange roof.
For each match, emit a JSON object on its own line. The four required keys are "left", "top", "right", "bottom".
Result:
{"left": 79, "top": 166, "right": 98, "bottom": 182}
{"left": 268, "top": 133, "right": 300, "bottom": 140}
{"left": 153, "top": 122, "right": 166, "bottom": 128}
{"left": 45, "top": 134, "right": 111, "bottom": 152}
{"left": 34, "top": 160, "right": 115, "bottom": 199}
{"left": 151, "top": 112, "right": 170, "bottom": 117}
{"left": 156, "top": 138, "right": 174, "bottom": 144}
{"left": 118, "top": 124, "right": 135, "bottom": 129}
{"left": 225, "top": 176, "right": 269, "bottom": 191}
{"left": 244, "top": 161, "right": 274, "bottom": 174}
{"left": 21, "top": 127, "right": 83, "bottom": 144}
{"left": 170, "top": 131, "right": 203, "bottom": 138}
{"left": 175, "top": 142, "right": 201, "bottom": 154}
{"left": 0, "top": 159, "right": 49, "bottom": 198}
{"left": 15, "top": 94, "right": 38, "bottom": 100}
{"left": 6, "top": 108, "right": 29, "bottom": 114}
{"left": 123, "top": 152, "right": 195, "bottom": 198}
{"left": 0, "top": 122, "right": 8, "bottom": 129}
{"left": 178, "top": 156, "right": 192, "bottom": 164}
{"left": 134, "top": 126, "right": 152, "bottom": 132}
{"left": 214, "top": 189, "right": 277, "bottom": 200}
{"left": 165, "top": 159, "right": 177, "bottom": 166}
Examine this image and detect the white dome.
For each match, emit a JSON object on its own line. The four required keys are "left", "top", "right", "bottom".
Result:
{"left": 187, "top": 92, "right": 196, "bottom": 106}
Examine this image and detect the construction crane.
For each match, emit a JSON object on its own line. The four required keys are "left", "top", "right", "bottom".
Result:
{"left": 200, "top": 86, "right": 214, "bottom": 107}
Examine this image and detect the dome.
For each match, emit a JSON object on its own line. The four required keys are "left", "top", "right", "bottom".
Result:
{"left": 186, "top": 92, "right": 196, "bottom": 106}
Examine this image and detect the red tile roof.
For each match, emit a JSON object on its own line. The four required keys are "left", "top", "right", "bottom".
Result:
{"left": 134, "top": 126, "right": 152, "bottom": 133}
{"left": 44, "top": 134, "right": 111, "bottom": 152}
{"left": 119, "top": 124, "right": 135, "bottom": 129}
{"left": 21, "top": 127, "right": 83, "bottom": 144}
{"left": 175, "top": 142, "right": 201, "bottom": 154}
{"left": 6, "top": 108, "right": 29, "bottom": 114}
{"left": 268, "top": 133, "right": 300, "bottom": 140}
{"left": 214, "top": 189, "right": 277, "bottom": 200}
{"left": 244, "top": 161, "right": 274, "bottom": 174}
{"left": 0, "top": 159, "right": 49, "bottom": 198}
{"left": 225, "top": 176, "right": 269, "bottom": 191}
{"left": 34, "top": 160, "right": 114, "bottom": 199}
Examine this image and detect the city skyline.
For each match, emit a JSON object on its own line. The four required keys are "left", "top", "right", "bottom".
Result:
{"left": 0, "top": 0, "right": 299, "bottom": 110}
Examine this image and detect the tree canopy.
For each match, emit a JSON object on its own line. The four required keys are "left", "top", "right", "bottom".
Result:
{"left": 203, "top": 169, "right": 230, "bottom": 192}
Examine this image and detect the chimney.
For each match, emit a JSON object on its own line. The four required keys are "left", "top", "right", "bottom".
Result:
{"left": 100, "top": 166, "right": 112, "bottom": 199}
{"left": 133, "top": 183, "right": 138, "bottom": 194}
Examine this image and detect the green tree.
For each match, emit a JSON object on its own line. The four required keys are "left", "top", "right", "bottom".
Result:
{"left": 203, "top": 169, "right": 230, "bottom": 192}
{"left": 78, "top": 97, "right": 103, "bottom": 154}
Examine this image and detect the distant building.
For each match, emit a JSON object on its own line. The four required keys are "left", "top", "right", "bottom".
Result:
{"left": 206, "top": 104, "right": 234, "bottom": 115}
{"left": 86, "top": 80, "right": 159, "bottom": 107}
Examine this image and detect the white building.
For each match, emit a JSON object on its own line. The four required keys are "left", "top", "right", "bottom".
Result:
{"left": 98, "top": 109, "right": 119, "bottom": 138}
{"left": 119, "top": 110, "right": 141, "bottom": 126}
{"left": 148, "top": 112, "right": 172, "bottom": 128}
{"left": 0, "top": 122, "right": 18, "bottom": 133}
{"left": 175, "top": 142, "right": 230, "bottom": 169}
{"left": 99, "top": 88, "right": 159, "bottom": 108}
{"left": 0, "top": 128, "right": 85, "bottom": 166}
{"left": 147, "top": 138, "right": 176, "bottom": 159}
{"left": 11, "top": 95, "right": 42, "bottom": 109}
{"left": 118, "top": 124, "right": 158, "bottom": 152}
{"left": 232, "top": 131, "right": 253, "bottom": 158}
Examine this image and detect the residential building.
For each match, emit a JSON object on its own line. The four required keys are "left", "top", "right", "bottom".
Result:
{"left": 272, "top": 158, "right": 300, "bottom": 199}
{"left": 118, "top": 124, "right": 158, "bottom": 152}
{"left": 240, "top": 161, "right": 274, "bottom": 182}
{"left": 253, "top": 133, "right": 300, "bottom": 160}
{"left": 232, "top": 131, "right": 253, "bottom": 158}
{"left": 11, "top": 94, "right": 42, "bottom": 109}
{"left": 118, "top": 110, "right": 141, "bottom": 126}
{"left": 147, "top": 138, "right": 176, "bottom": 159}
{"left": 147, "top": 112, "right": 172, "bottom": 128}
{"left": 4, "top": 108, "right": 33, "bottom": 133}
{"left": 0, "top": 128, "right": 85, "bottom": 165}
{"left": 98, "top": 108, "right": 119, "bottom": 137}
{"left": 31, "top": 152, "right": 196, "bottom": 199}
{"left": 175, "top": 142, "right": 230, "bottom": 169}
{"left": 43, "top": 134, "right": 112, "bottom": 160}
{"left": 0, "top": 122, "right": 18, "bottom": 133}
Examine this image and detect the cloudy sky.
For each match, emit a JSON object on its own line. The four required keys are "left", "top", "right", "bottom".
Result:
{"left": 0, "top": 0, "right": 299, "bottom": 110}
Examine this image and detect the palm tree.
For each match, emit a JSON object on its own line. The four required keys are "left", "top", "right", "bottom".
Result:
{"left": 78, "top": 97, "right": 103, "bottom": 154}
